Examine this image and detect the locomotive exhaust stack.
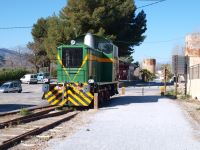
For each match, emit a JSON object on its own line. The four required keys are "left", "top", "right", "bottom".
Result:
{"left": 84, "top": 33, "right": 95, "bottom": 49}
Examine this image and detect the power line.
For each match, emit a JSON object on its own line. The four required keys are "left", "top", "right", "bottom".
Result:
{"left": 137, "top": 0, "right": 167, "bottom": 9}
{"left": 0, "top": 26, "right": 32, "bottom": 30}
{"left": 0, "top": 1, "right": 167, "bottom": 30}
{"left": 115, "top": 36, "right": 184, "bottom": 45}
{"left": 143, "top": 36, "right": 184, "bottom": 44}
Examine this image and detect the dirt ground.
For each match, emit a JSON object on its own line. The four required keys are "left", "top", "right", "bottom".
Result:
{"left": 10, "top": 109, "right": 96, "bottom": 150}
{"left": 176, "top": 98, "right": 200, "bottom": 124}
{"left": 176, "top": 98, "right": 200, "bottom": 140}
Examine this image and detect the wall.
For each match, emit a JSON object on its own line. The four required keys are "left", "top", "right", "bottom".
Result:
{"left": 185, "top": 33, "right": 200, "bottom": 99}
{"left": 187, "top": 79, "right": 200, "bottom": 99}
{"left": 142, "top": 59, "right": 156, "bottom": 74}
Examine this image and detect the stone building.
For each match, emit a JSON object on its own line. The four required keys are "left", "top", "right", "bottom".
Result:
{"left": 142, "top": 58, "right": 156, "bottom": 74}
{"left": 185, "top": 33, "right": 200, "bottom": 99}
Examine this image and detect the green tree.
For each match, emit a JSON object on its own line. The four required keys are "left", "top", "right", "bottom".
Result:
{"left": 140, "top": 69, "right": 156, "bottom": 82}
{"left": 59, "top": 0, "right": 147, "bottom": 57}
{"left": 30, "top": 0, "right": 147, "bottom": 63}
{"left": 161, "top": 64, "right": 173, "bottom": 82}
{"left": 28, "top": 18, "right": 50, "bottom": 72}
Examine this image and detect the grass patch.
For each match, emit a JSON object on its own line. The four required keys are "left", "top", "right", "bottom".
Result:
{"left": 19, "top": 108, "right": 32, "bottom": 116}
{"left": 196, "top": 107, "right": 200, "bottom": 111}
{"left": 165, "top": 90, "right": 175, "bottom": 96}
{"left": 180, "top": 94, "right": 191, "bottom": 100}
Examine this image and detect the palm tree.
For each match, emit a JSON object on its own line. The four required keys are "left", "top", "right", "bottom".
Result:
{"left": 140, "top": 69, "right": 156, "bottom": 82}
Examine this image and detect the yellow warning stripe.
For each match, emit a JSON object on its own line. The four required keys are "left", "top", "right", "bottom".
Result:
{"left": 57, "top": 54, "right": 71, "bottom": 80}
{"left": 73, "top": 54, "right": 89, "bottom": 81}
{"left": 45, "top": 87, "right": 56, "bottom": 98}
{"left": 51, "top": 99, "right": 61, "bottom": 105}
{"left": 47, "top": 92, "right": 61, "bottom": 103}
{"left": 68, "top": 90, "right": 87, "bottom": 106}
{"left": 91, "top": 55, "right": 113, "bottom": 63}
{"left": 58, "top": 99, "right": 67, "bottom": 106}
{"left": 71, "top": 87, "right": 91, "bottom": 104}
{"left": 83, "top": 82, "right": 88, "bottom": 86}
{"left": 86, "top": 92, "right": 94, "bottom": 99}
{"left": 68, "top": 97, "right": 79, "bottom": 106}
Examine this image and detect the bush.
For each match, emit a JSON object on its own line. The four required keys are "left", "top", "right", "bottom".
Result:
{"left": 180, "top": 94, "right": 191, "bottom": 100}
{"left": 19, "top": 108, "right": 32, "bottom": 116}
{"left": 0, "top": 68, "right": 28, "bottom": 84}
{"left": 165, "top": 90, "right": 174, "bottom": 96}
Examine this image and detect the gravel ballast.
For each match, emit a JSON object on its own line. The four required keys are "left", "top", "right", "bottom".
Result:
{"left": 47, "top": 87, "right": 200, "bottom": 150}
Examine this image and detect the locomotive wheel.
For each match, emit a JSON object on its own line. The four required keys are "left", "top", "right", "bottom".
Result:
{"left": 98, "top": 93, "right": 104, "bottom": 107}
{"left": 106, "top": 90, "right": 110, "bottom": 100}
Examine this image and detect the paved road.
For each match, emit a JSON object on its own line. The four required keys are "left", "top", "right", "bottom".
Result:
{"left": 0, "top": 84, "right": 48, "bottom": 113}
{"left": 48, "top": 86, "right": 200, "bottom": 150}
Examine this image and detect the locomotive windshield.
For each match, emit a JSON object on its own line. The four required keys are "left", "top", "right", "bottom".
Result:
{"left": 62, "top": 48, "right": 83, "bottom": 68}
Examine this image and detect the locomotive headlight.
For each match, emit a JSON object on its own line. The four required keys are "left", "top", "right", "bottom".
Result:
{"left": 88, "top": 79, "right": 94, "bottom": 84}
{"left": 42, "top": 84, "right": 49, "bottom": 92}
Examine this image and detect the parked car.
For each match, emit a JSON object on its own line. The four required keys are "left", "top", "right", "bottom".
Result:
{"left": 42, "top": 77, "right": 50, "bottom": 83}
{"left": 0, "top": 81, "right": 22, "bottom": 93}
{"left": 20, "top": 74, "right": 38, "bottom": 84}
{"left": 37, "top": 72, "right": 50, "bottom": 83}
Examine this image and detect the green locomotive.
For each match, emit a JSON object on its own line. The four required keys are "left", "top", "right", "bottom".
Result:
{"left": 43, "top": 33, "right": 119, "bottom": 107}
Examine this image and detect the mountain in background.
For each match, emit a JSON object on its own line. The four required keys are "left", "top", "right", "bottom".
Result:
{"left": 0, "top": 48, "right": 17, "bottom": 67}
{"left": 0, "top": 48, "right": 31, "bottom": 68}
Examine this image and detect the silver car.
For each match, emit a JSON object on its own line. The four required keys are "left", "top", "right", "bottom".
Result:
{"left": 0, "top": 81, "right": 22, "bottom": 93}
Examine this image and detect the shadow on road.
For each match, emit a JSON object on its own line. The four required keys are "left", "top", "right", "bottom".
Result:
{"left": 0, "top": 104, "right": 35, "bottom": 113}
{"left": 103, "top": 95, "right": 163, "bottom": 108}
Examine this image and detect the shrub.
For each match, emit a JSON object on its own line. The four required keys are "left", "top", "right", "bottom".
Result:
{"left": 180, "top": 94, "right": 191, "bottom": 100}
{"left": 165, "top": 90, "right": 174, "bottom": 96}
{"left": 19, "top": 108, "right": 32, "bottom": 116}
{"left": 0, "top": 68, "right": 28, "bottom": 84}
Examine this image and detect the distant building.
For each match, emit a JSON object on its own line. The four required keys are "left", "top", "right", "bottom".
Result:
{"left": 142, "top": 58, "right": 156, "bottom": 74}
{"left": 185, "top": 33, "right": 200, "bottom": 99}
{"left": 185, "top": 33, "right": 200, "bottom": 58}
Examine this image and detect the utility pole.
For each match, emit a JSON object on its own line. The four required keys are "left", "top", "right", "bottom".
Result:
{"left": 175, "top": 55, "right": 178, "bottom": 98}
{"left": 184, "top": 56, "right": 188, "bottom": 96}
{"left": 164, "top": 66, "right": 167, "bottom": 94}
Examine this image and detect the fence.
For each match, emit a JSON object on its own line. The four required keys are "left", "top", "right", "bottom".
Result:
{"left": 189, "top": 64, "right": 200, "bottom": 79}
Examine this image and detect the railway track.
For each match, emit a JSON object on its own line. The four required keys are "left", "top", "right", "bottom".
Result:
{"left": 0, "top": 105, "right": 52, "bottom": 117}
{"left": 0, "top": 106, "right": 77, "bottom": 150}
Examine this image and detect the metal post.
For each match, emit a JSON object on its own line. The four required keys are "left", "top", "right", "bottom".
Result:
{"left": 174, "top": 55, "right": 178, "bottom": 99}
{"left": 94, "top": 93, "right": 98, "bottom": 109}
{"left": 175, "top": 74, "right": 178, "bottom": 98}
{"left": 164, "top": 66, "right": 167, "bottom": 94}
{"left": 184, "top": 57, "right": 188, "bottom": 96}
{"left": 121, "top": 87, "right": 125, "bottom": 95}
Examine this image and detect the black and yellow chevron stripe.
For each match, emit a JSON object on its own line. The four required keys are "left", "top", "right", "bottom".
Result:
{"left": 45, "top": 83, "right": 94, "bottom": 107}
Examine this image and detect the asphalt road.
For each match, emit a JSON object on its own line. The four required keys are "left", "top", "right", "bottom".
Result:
{"left": 47, "top": 86, "right": 200, "bottom": 150}
{"left": 0, "top": 84, "right": 48, "bottom": 113}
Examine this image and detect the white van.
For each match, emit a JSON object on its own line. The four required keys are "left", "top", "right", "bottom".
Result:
{"left": 20, "top": 74, "right": 38, "bottom": 84}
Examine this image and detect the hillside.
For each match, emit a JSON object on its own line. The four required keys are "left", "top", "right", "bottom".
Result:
{"left": 0, "top": 48, "right": 31, "bottom": 68}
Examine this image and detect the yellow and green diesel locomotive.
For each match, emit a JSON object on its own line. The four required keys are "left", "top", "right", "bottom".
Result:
{"left": 43, "top": 33, "right": 119, "bottom": 107}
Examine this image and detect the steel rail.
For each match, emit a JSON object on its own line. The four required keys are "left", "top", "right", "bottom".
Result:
{"left": 0, "top": 105, "right": 52, "bottom": 117}
{"left": 0, "top": 106, "right": 60, "bottom": 129}
{"left": 0, "top": 112, "right": 77, "bottom": 150}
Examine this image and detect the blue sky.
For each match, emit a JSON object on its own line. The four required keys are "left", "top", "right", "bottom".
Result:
{"left": 0, "top": 0, "right": 200, "bottom": 63}
{"left": 0, "top": 0, "right": 66, "bottom": 48}
{"left": 134, "top": 0, "right": 200, "bottom": 63}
